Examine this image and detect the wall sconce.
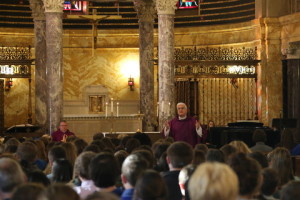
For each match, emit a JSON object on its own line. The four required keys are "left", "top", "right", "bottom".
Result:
{"left": 128, "top": 77, "right": 134, "bottom": 91}
{"left": 4, "top": 78, "right": 13, "bottom": 91}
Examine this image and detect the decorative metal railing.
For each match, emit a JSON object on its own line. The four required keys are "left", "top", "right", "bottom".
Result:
{"left": 0, "top": 46, "right": 33, "bottom": 78}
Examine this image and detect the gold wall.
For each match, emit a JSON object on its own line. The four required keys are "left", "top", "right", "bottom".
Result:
{"left": 0, "top": 12, "right": 300, "bottom": 127}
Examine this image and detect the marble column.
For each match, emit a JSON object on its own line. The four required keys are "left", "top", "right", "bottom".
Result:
{"left": 43, "top": 0, "right": 64, "bottom": 134}
{"left": 133, "top": 0, "right": 156, "bottom": 132}
{"left": 156, "top": 0, "right": 178, "bottom": 130}
{"left": 29, "top": 0, "right": 47, "bottom": 129}
{"left": 259, "top": 18, "right": 282, "bottom": 126}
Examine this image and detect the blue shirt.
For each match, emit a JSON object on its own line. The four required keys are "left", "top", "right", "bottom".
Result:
{"left": 121, "top": 188, "right": 134, "bottom": 200}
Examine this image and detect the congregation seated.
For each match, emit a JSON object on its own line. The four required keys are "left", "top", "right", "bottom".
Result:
{"left": 1, "top": 130, "right": 300, "bottom": 200}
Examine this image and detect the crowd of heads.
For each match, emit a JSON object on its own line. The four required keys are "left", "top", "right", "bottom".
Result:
{"left": 0, "top": 126, "right": 299, "bottom": 200}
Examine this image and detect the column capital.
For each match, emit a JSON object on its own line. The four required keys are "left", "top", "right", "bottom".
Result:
{"left": 155, "top": 0, "right": 178, "bottom": 15}
{"left": 42, "top": 0, "right": 64, "bottom": 13}
{"left": 29, "top": 0, "right": 45, "bottom": 20}
{"left": 133, "top": 0, "right": 156, "bottom": 22}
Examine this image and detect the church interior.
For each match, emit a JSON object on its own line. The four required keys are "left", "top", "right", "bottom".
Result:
{"left": 0, "top": 0, "right": 300, "bottom": 143}
{"left": 1, "top": 1, "right": 300, "bottom": 200}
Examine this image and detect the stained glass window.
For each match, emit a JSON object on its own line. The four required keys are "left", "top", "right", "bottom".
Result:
{"left": 178, "top": 0, "right": 199, "bottom": 9}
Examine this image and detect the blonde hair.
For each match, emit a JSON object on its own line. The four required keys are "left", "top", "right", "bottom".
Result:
{"left": 189, "top": 162, "right": 238, "bottom": 200}
{"left": 229, "top": 140, "right": 252, "bottom": 154}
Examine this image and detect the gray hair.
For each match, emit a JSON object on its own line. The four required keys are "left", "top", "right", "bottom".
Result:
{"left": 122, "top": 154, "right": 148, "bottom": 187}
{"left": 176, "top": 102, "right": 187, "bottom": 109}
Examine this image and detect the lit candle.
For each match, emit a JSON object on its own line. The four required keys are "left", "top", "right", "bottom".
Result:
{"left": 117, "top": 102, "right": 119, "bottom": 117}
{"left": 105, "top": 102, "right": 108, "bottom": 117}
{"left": 111, "top": 98, "right": 114, "bottom": 115}
{"left": 157, "top": 102, "right": 159, "bottom": 117}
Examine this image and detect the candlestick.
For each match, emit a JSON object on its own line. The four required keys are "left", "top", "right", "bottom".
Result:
{"left": 105, "top": 102, "right": 108, "bottom": 117}
{"left": 117, "top": 102, "right": 119, "bottom": 117}
{"left": 157, "top": 102, "right": 159, "bottom": 117}
{"left": 111, "top": 98, "right": 114, "bottom": 115}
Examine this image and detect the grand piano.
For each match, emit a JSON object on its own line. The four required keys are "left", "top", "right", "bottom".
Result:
{"left": 1, "top": 124, "right": 43, "bottom": 138}
{"left": 207, "top": 121, "right": 281, "bottom": 148}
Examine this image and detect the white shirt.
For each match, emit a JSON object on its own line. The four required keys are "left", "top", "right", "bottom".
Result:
{"left": 73, "top": 180, "right": 97, "bottom": 199}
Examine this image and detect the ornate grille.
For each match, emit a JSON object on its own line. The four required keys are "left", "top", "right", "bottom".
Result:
{"left": 0, "top": 46, "right": 31, "bottom": 60}
{"left": 0, "top": 46, "right": 33, "bottom": 78}
{"left": 174, "top": 46, "right": 257, "bottom": 61}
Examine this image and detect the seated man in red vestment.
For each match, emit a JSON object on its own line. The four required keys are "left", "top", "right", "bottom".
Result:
{"left": 51, "top": 120, "right": 75, "bottom": 142}
{"left": 162, "top": 102, "right": 206, "bottom": 147}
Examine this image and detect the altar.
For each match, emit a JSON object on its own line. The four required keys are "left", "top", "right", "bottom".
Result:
{"left": 64, "top": 114, "right": 145, "bottom": 142}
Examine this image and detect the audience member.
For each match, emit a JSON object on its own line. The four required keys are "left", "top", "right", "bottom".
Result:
{"left": 133, "top": 169, "right": 167, "bottom": 200}
{"left": 250, "top": 130, "right": 273, "bottom": 153}
{"left": 51, "top": 159, "right": 73, "bottom": 183}
{"left": 101, "top": 138, "right": 115, "bottom": 152}
{"left": 152, "top": 141, "right": 170, "bottom": 170}
{"left": 86, "top": 191, "right": 119, "bottom": 200}
{"left": 228, "top": 153, "right": 262, "bottom": 200}
{"left": 220, "top": 144, "right": 237, "bottom": 161}
{"left": 206, "top": 149, "right": 225, "bottom": 163}
{"left": 114, "top": 150, "right": 129, "bottom": 170}
{"left": 280, "top": 181, "right": 300, "bottom": 200}
{"left": 132, "top": 132, "right": 152, "bottom": 146}
{"left": 258, "top": 168, "right": 279, "bottom": 200}
{"left": 90, "top": 152, "right": 123, "bottom": 196}
{"left": 249, "top": 151, "right": 269, "bottom": 168}
{"left": 189, "top": 162, "right": 238, "bottom": 200}
{"left": 229, "top": 140, "right": 252, "bottom": 154}
{"left": 267, "top": 147, "right": 294, "bottom": 190}
{"left": 34, "top": 139, "right": 47, "bottom": 162}
{"left": 121, "top": 154, "right": 148, "bottom": 200}
{"left": 156, "top": 152, "right": 169, "bottom": 172}
{"left": 164, "top": 136, "right": 174, "bottom": 144}
{"left": 132, "top": 149, "right": 154, "bottom": 168}
{"left": 46, "top": 146, "right": 67, "bottom": 178}
{"left": 11, "top": 183, "right": 46, "bottom": 200}
{"left": 60, "top": 142, "right": 77, "bottom": 167}
{"left": 93, "top": 132, "right": 104, "bottom": 141}
{"left": 4, "top": 138, "right": 20, "bottom": 154}
{"left": 73, "top": 138, "right": 88, "bottom": 155}
{"left": 0, "top": 157, "right": 26, "bottom": 200}
{"left": 194, "top": 143, "right": 208, "bottom": 154}
{"left": 83, "top": 144, "right": 101, "bottom": 153}
{"left": 125, "top": 138, "right": 141, "bottom": 154}
{"left": 46, "top": 184, "right": 80, "bottom": 200}
{"left": 178, "top": 164, "right": 197, "bottom": 199}
{"left": 162, "top": 141, "right": 193, "bottom": 200}
{"left": 27, "top": 170, "right": 50, "bottom": 187}
{"left": 90, "top": 140, "right": 106, "bottom": 151}
{"left": 73, "top": 151, "right": 97, "bottom": 199}
{"left": 192, "top": 150, "right": 206, "bottom": 166}
{"left": 15, "top": 141, "right": 40, "bottom": 174}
